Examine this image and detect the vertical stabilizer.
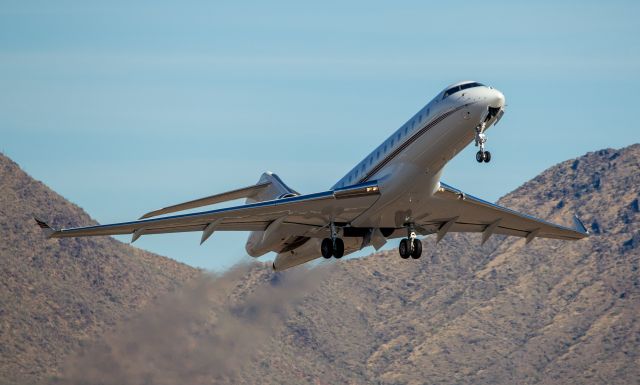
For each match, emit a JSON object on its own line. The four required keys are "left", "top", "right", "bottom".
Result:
{"left": 245, "top": 172, "right": 299, "bottom": 203}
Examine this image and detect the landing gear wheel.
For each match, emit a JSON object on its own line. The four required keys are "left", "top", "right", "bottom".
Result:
{"left": 321, "top": 238, "right": 333, "bottom": 259}
{"left": 410, "top": 239, "right": 422, "bottom": 259}
{"left": 399, "top": 239, "right": 410, "bottom": 259}
{"left": 333, "top": 238, "right": 345, "bottom": 259}
{"left": 474, "top": 124, "right": 489, "bottom": 164}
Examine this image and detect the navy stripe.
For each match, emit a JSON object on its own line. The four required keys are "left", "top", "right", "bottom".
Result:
{"left": 57, "top": 190, "right": 336, "bottom": 233}
{"left": 333, "top": 179, "right": 379, "bottom": 192}
{"left": 356, "top": 103, "right": 471, "bottom": 184}
{"left": 56, "top": 181, "right": 381, "bottom": 234}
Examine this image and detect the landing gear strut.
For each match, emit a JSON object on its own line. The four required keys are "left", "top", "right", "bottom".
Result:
{"left": 321, "top": 222, "right": 344, "bottom": 259}
{"left": 475, "top": 123, "right": 491, "bottom": 163}
{"left": 398, "top": 225, "right": 422, "bottom": 259}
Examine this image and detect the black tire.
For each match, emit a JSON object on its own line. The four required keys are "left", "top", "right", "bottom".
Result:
{"left": 410, "top": 239, "right": 422, "bottom": 259}
{"left": 399, "top": 239, "right": 410, "bottom": 259}
{"left": 476, "top": 151, "right": 484, "bottom": 163}
{"left": 333, "top": 238, "right": 345, "bottom": 259}
{"left": 321, "top": 238, "right": 333, "bottom": 259}
{"left": 483, "top": 151, "right": 491, "bottom": 163}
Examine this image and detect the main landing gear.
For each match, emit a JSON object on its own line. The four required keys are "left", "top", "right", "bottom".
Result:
{"left": 321, "top": 238, "right": 344, "bottom": 259}
{"left": 398, "top": 226, "right": 422, "bottom": 259}
{"left": 321, "top": 222, "right": 344, "bottom": 259}
{"left": 475, "top": 122, "right": 491, "bottom": 163}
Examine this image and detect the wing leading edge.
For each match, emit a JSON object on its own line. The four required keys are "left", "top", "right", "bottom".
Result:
{"left": 423, "top": 182, "right": 589, "bottom": 243}
{"left": 34, "top": 181, "right": 381, "bottom": 243}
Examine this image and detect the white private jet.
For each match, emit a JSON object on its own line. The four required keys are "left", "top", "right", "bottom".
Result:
{"left": 36, "top": 81, "right": 589, "bottom": 271}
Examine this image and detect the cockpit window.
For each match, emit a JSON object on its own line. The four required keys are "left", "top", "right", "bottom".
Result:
{"left": 460, "top": 82, "right": 484, "bottom": 91}
{"left": 442, "top": 82, "right": 485, "bottom": 99}
{"left": 443, "top": 85, "right": 460, "bottom": 98}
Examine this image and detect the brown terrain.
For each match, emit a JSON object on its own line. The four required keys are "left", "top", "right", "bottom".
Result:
{"left": 0, "top": 154, "right": 199, "bottom": 384}
{"left": 1, "top": 144, "right": 639, "bottom": 385}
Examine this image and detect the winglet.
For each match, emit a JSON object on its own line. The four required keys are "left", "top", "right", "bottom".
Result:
{"left": 34, "top": 217, "right": 57, "bottom": 238}
{"left": 573, "top": 214, "right": 589, "bottom": 235}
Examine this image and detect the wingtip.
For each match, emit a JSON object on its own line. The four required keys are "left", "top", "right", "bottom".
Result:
{"left": 33, "top": 216, "right": 56, "bottom": 238}
{"left": 34, "top": 216, "right": 50, "bottom": 228}
{"left": 573, "top": 214, "right": 589, "bottom": 236}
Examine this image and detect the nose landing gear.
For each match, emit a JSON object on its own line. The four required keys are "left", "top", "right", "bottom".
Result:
{"left": 475, "top": 123, "right": 491, "bottom": 163}
{"left": 476, "top": 148, "right": 491, "bottom": 163}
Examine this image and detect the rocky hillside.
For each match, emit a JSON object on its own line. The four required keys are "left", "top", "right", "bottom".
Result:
{"left": 50, "top": 144, "right": 639, "bottom": 385}
{"left": 0, "top": 154, "right": 199, "bottom": 385}
{"left": 1, "top": 144, "right": 638, "bottom": 385}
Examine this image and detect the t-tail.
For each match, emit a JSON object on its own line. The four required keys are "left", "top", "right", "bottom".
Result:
{"left": 245, "top": 172, "right": 303, "bottom": 257}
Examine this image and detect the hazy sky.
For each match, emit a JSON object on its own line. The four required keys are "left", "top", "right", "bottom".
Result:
{"left": 2, "top": 0, "right": 639, "bottom": 271}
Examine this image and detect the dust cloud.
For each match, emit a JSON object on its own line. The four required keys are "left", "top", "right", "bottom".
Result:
{"left": 52, "top": 262, "right": 329, "bottom": 385}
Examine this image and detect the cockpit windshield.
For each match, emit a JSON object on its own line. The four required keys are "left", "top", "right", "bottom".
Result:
{"left": 442, "top": 82, "right": 485, "bottom": 99}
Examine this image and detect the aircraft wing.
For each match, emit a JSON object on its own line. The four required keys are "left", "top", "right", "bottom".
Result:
{"left": 35, "top": 181, "right": 381, "bottom": 243}
{"left": 420, "top": 182, "right": 589, "bottom": 243}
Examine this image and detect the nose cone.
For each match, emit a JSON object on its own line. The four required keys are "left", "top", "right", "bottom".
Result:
{"left": 490, "top": 89, "right": 505, "bottom": 108}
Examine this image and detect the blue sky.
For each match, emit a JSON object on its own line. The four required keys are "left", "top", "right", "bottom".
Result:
{"left": 2, "top": 0, "right": 639, "bottom": 271}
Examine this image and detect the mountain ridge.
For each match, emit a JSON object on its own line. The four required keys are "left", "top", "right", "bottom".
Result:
{"left": 0, "top": 153, "right": 199, "bottom": 384}
{"left": 1, "top": 144, "right": 639, "bottom": 384}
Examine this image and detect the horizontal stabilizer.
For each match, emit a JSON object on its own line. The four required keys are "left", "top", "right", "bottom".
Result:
{"left": 139, "top": 181, "right": 272, "bottom": 219}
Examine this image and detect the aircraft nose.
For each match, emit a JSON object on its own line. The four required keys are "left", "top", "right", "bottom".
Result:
{"left": 490, "top": 89, "right": 505, "bottom": 108}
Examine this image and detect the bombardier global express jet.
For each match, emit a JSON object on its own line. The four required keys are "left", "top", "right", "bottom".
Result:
{"left": 36, "top": 81, "right": 589, "bottom": 271}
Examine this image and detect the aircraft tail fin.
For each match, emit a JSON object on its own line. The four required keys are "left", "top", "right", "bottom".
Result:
{"left": 245, "top": 172, "right": 299, "bottom": 203}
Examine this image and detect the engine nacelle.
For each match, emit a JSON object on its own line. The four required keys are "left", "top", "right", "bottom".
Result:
{"left": 245, "top": 217, "right": 287, "bottom": 257}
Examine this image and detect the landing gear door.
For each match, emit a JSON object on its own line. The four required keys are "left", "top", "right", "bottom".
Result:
{"left": 494, "top": 108, "right": 505, "bottom": 126}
